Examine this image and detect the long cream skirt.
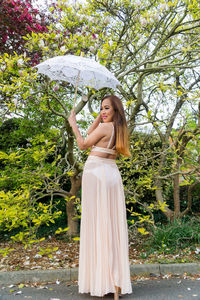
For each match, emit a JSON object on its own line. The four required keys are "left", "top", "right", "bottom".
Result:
{"left": 78, "top": 155, "right": 132, "bottom": 297}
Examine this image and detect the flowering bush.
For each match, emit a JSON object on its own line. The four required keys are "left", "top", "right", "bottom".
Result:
{"left": 0, "top": 0, "right": 47, "bottom": 55}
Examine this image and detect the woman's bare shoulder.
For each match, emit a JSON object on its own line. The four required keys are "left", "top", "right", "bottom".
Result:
{"left": 96, "top": 122, "right": 112, "bottom": 133}
{"left": 99, "top": 122, "right": 113, "bottom": 128}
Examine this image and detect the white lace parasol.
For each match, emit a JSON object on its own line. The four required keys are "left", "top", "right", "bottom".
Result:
{"left": 35, "top": 55, "right": 120, "bottom": 90}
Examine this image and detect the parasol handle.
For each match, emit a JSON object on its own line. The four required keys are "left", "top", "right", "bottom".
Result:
{"left": 73, "top": 52, "right": 84, "bottom": 109}
{"left": 73, "top": 70, "right": 80, "bottom": 108}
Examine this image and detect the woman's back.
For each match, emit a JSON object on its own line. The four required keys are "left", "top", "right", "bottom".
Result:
{"left": 90, "top": 122, "right": 116, "bottom": 159}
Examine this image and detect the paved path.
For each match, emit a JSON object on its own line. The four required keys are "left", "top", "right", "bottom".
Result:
{"left": 0, "top": 279, "right": 200, "bottom": 300}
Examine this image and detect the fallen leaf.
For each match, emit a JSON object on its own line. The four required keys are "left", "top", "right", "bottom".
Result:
{"left": 14, "top": 291, "right": 22, "bottom": 295}
{"left": 37, "top": 286, "right": 49, "bottom": 289}
{"left": 177, "top": 280, "right": 182, "bottom": 284}
{"left": 34, "top": 254, "right": 42, "bottom": 259}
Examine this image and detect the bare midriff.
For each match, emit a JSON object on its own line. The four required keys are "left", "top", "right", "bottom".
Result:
{"left": 89, "top": 151, "right": 117, "bottom": 160}
{"left": 89, "top": 145, "right": 117, "bottom": 159}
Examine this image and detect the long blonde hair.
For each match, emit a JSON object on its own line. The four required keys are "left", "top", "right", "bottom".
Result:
{"left": 101, "top": 95, "right": 131, "bottom": 157}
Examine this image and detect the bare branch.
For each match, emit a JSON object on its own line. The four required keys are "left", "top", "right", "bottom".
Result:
{"left": 46, "top": 98, "right": 67, "bottom": 120}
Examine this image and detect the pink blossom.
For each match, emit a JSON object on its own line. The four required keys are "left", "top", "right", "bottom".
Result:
{"left": 14, "top": 99, "right": 18, "bottom": 107}
{"left": 2, "top": 34, "right": 8, "bottom": 43}
{"left": 31, "top": 59, "right": 38, "bottom": 66}
{"left": 26, "top": 14, "right": 32, "bottom": 22}
{"left": 36, "top": 24, "right": 42, "bottom": 30}
{"left": 27, "top": 25, "right": 32, "bottom": 31}
{"left": 53, "top": 85, "right": 59, "bottom": 92}
{"left": 90, "top": 46, "right": 95, "bottom": 52}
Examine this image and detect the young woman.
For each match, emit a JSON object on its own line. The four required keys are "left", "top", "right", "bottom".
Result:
{"left": 68, "top": 95, "right": 132, "bottom": 299}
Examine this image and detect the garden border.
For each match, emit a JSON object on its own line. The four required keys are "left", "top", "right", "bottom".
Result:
{"left": 0, "top": 263, "right": 199, "bottom": 285}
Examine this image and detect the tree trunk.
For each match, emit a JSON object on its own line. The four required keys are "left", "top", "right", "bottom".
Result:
{"left": 155, "top": 179, "right": 174, "bottom": 220}
{"left": 173, "top": 159, "right": 181, "bottom": 218}
{"left": 173, "top": 173, "right": 180, "bottom": 217}
{"left": 66, "top": 174, "right": 82, "bottom": 236}
{"left": 66, "top": 200, "right": 79, "bottom": 236}
{"left": 185, "top": 182, "right": 199, "bottom": 216}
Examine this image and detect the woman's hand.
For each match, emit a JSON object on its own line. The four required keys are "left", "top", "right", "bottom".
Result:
{"left": 68, "top": 109, "right": 77, "bottom": 127}
{"left": 96, "top": 113, "right": 102, "bottom": 122}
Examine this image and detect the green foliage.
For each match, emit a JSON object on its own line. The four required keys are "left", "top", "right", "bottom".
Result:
{"left": 0, "top": 188, "right": 62, "bottom": 248}
{"left": 118, "top": 133, "right": 164, "bottom": 213}
{"left": 0, "top": 247, "right": 14, "bottom": 257}
{"left": 38, "top": 246, "right": 59, "bottom": 258}
{"left": 0, "top": 130, "right": 60, "bottom": 190}
{"left": 148, "top": 217, "right": 200, "bottom": 253}
{"left": 0, "top": 130, "right": 69, "bottom": 248}
{"left": 0, "top": 116, "right": 57, "bottom": 151}
{"left": 118, "top": 132, "right": 161, "bottom": 195}
{"left": 116, "top": 132, "right": 171, "bottom": 234}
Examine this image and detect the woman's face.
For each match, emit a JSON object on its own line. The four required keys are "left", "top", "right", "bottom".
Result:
{"left": 100, "top": 98, "right": 115, "bottom": 123}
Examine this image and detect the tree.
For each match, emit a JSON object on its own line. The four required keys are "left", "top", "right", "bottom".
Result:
{"left": 88, "top": 0, "right": 200, "bottom": 220}
{"left": 168, "top": 107, "right": 200, "bottom": 217}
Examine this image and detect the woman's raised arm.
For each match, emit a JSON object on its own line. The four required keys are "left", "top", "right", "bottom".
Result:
{"left": 68, "top": 109, "right": 106, "bottom": 150}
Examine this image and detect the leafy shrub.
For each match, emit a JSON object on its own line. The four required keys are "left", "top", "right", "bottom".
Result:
{"left": 0, "top": 133, "right": 69, "bottom": 248}
{"left": 148, "top": 217, "right": 200, "bottom": 253}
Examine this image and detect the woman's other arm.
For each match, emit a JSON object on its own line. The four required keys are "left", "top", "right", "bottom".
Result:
{"left": 68, "top": 109, "right": 106, "bottom": 150}
{"left": 87, "top": 114, "right": 101, "bottom": 135}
